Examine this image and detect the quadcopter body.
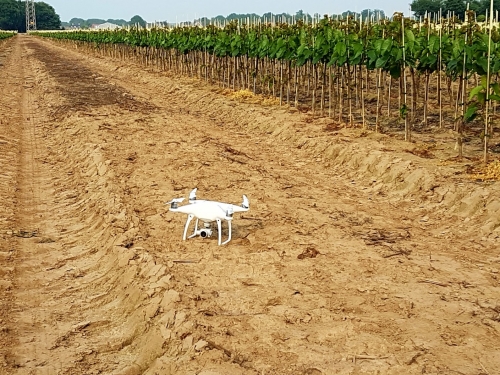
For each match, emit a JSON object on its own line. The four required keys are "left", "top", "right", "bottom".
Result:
{"left": 166, "top": 188, "right": 249, "bottom": 245}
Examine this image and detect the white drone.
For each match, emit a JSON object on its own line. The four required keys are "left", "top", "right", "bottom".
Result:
{"left": 166, "top": 188, "right": 249, "bottom": 245}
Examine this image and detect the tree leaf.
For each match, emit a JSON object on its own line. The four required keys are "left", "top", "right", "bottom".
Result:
{"left": 469, "top": 85, "right": 483, "bottom": 100}
{"left": 405, "top": 29, "right": 415, "bottom": 43}
{"left": 492, "top": 83, "right": 500, "bottom": 96}
{"left": 381, "top": 38, "right": 392, "bottom": 54}
{"left": 334, "top": 42, "right": 347, "bottom": 57}
{"left": 477, "top": 92, "right": 486, "bottom": 105}
{"left": 481, "top": 75, "right": 488, "bottom": 89}
{"left": 464, "top": 104, "right": 478, "bottom": 123}
{"left": 375, "top": 56, "right": 389, "bottom": 69}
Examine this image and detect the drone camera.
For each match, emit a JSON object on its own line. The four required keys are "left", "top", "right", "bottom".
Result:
{"left": 199, "top": 229, "right": 213, "bottom": 238}
{"left": 197, "top": 223, "right": 212, "bottom": 238}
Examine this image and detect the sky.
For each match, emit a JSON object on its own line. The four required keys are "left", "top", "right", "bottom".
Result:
{"left": 45, "top": 0, "right": 410, "bottom": 22}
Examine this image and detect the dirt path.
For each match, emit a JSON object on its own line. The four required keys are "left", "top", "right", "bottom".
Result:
{"left": 0, "top": 38, "right": 20, "bottom": 370}
{"left": 0, "top": 35, "right": 499, "bottom": 375}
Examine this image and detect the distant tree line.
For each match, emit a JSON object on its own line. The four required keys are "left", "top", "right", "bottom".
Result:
{"left": 190, "top": 9, "right": 386, "bottom": 27}
{"left": 0, "top": 0, "right": 61, "bottom": 31}
{"left": 63, "top": 18, "right": 129, "bottom": 29}
{"left": 63, "top": 15, "right": 147, "bottom": 29}
{"left": 410, "top": 0, "right": 500, "bottom": 19}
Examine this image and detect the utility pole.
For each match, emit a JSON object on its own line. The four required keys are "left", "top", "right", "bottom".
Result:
{"left": 26, "top": 0, "right": 36, "bottom": 32}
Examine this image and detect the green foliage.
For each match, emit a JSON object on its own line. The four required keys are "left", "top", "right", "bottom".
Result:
{"left": 195, "top": 9, "right": 386, "bottom": 28}
{"left": 0, "top": 30, "right": 16, "bottom": 40}
{"left": 443, "top": 0, "right": 467, "bottom": 17}
{"left": 65, "top": 18, "right": 137, "bottom": 29}
{"left": 466, "top": 76, "right": 500, "bottom": 123}
{"left": 130, "top": 15, "right": 146, "bottom": 28}
{"left": 34, "top": 13, "right": 500, "bottom": 84}
{"left": 0, "top": 0, "right": 22, "bottom": 31}
{"left": 400, "top": 104, "right": 409, "bottom": 119}
{"left": 470, "top": 0, "right": 500, "bottom": 16}
{"left": 0, "top": 0, "right": 61, "bottom": 32}
{"left": 36, "top": 2, "right": 62, "bottom": 31}
{"left": 410, "top": 0, "right": 443, "bottom": 17}
{"left": 411, "top": 0, "right": 500, "bottom": 19}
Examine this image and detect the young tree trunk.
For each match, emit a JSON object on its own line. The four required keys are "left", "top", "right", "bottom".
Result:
{"left": 347, "top": 65, "right": 353, "bottom": 126}
{"left": 294, "top": 65, "right": 299, "bottom": 107}
{"left": 339, "top": 67, "right": 344, "bottom": 123}
{"left": 272, "top": 59, "right": 276, "bottom": 98}
{"left": 307, "top": 62, "right": 311, "bottom": 97}
{"left": 387, "top": 76, "right": 392, "bottom": 117}
{"left": 328, "top": 66, "right": 333, "bottom": 118}
{"left": 454, "top": 77, "right": 462, "bottom": 127}
{"left": 361, "top": 66, "right": 366, "bottom": 128}
{"left": 287, "top": 61, "right": 291, "bottom": 105}
{"left": 311, "top": 64, "right": 317, "bottom": 117}
{"left": 253, "top": 57, "right": 258, "bottom": 93}
{"left": 410, "top": 68, "right": 418, "bottom": 123}
{"left": 423, "top": 71, "right": 430, "bottom": 126}
{"left": 321, "top": 63, "right": 327, "bottom": 116}
{"left": 232, "top": 57, "right": 236, "bottom": 90}
{"left": 376, "top": 69, "right": 382, "bottom": 132}
{"left": 279, "top": 60, "right": 284, "bottom": 106}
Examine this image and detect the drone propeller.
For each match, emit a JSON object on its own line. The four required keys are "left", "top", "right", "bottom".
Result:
{"left": 189, "top": 188, "right": 198, "bottom": 203}
{"left": 242, "top": 195, "right": 249, "bottom": 209}
{"left": 165, "top": 197, "right": 185, "bottom": 209}
{"left": 165, "top": 198, "right": 185, "bottom": 205}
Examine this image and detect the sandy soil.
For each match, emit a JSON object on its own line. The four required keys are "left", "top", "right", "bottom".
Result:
{"left": 0, "top": 34, "right": 499, "bottom": 375}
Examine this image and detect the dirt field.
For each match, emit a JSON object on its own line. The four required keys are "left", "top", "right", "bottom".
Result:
{"left": 0, "top": 34, "right": 499, "bottom": 375}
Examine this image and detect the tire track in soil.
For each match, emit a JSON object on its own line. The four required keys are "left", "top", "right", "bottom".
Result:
{"left": 3, "top": 36, "right": 181, "bottom": 375}
{"left": 2, "top": 37, "right": 158, "bottom": 374}
{"left": 1, "top": 36, "right": 69, "bottom": 374}
{"left": 0, "top": 38, "right": 21, "bottom": 371}
{"left": 24, "top": 41, "right": 155, "bottom": 118}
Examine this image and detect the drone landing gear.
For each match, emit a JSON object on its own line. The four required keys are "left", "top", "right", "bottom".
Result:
{"left": 182, "top": 215, "right": 232, "bottom": 246}
{"left": 219, "top": 219, "right": 232, "bottom": 246}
